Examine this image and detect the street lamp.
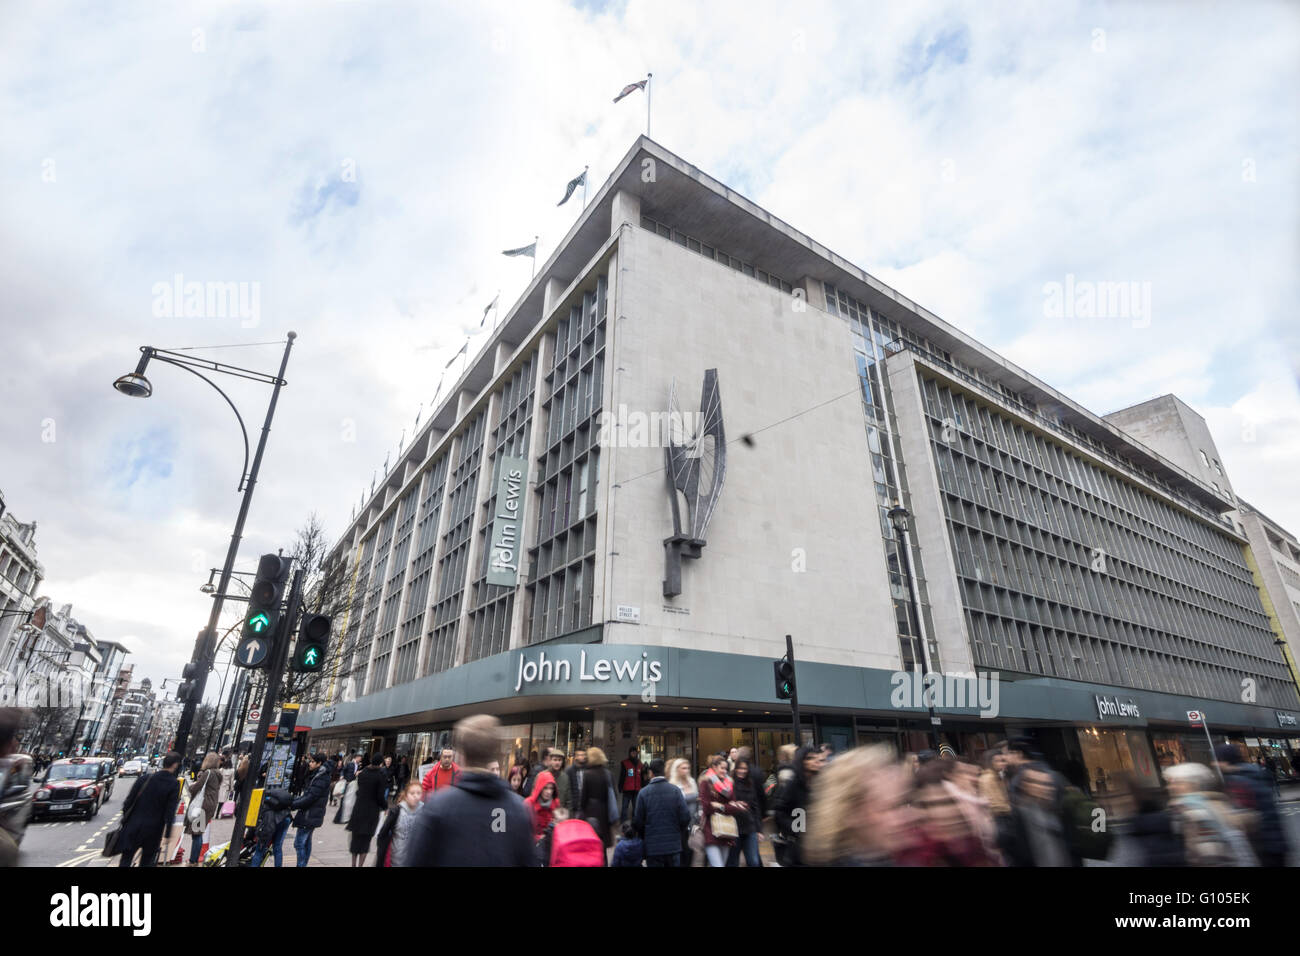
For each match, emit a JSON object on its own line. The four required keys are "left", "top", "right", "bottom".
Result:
{"left": 887, "top": 502, "right": 941, "bottom": 751}
{"left": 112, "top": 333, "right": 296, "bottom": 758}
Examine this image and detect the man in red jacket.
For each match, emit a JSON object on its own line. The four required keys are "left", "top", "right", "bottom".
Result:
{"left": 421, "top": 748, "right": 461, "bottom": 798}
{"left": 618, "top": 747, "right": 643, "bottom": 823}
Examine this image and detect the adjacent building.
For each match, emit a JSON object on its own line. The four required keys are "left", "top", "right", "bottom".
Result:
{"left": 0, "top": 491, "right": 45, "bottom": 688}
{"left": 300, "top": 137, "right": 1299, "bottom": 790}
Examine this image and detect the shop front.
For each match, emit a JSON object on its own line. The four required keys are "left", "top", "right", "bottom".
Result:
{"left": 299, "top": 643, "right": 1300, "bottom": 795}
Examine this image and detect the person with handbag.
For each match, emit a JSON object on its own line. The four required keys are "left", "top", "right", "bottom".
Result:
{"left": 700, "top": 753, "right": 745, "bottom": 867}
{"left": 112, "top": 751, "right": 182, "bottom": 867}
{"left": 184, "top": 752, "right": 223, "bottom": 866}
{"left": 579, "top": 747, "right": 619, "bottom": 853}
{"left": 668, "top": 758, "right": 701, "bottom": 866}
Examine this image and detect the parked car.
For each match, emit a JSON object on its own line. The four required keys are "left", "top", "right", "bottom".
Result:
{"left": 32, "top": 757, "right": 115, "bottom": 820}
{"left": 0, "top": 753, "right": 35, "bottom": 847}
{"left": 118, "top": 758, "right": 146, "bottom": 777}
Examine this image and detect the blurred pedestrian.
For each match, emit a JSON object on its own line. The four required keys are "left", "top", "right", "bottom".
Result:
{"left": 804, "top": 745, "right": 916, "bottom": 866}
{"left": 909, "top": 760, "right": 998, "bottom": 866}
{"left": 1002, "top": 763, "right": 1071, "bottom": 867}
{"left": 405, "top": 715, "right": 537, "bottom": 866}
{"left": 1165, "top": 761, "right": 1257, "bottom": 866}
{"left": 375, "top": 781, "right": 423, "bottom": 867}
{"left": 771, "top": 745, "right": 823, "bottom": 866}
{"left": 1215, "top": 743, "right": 1288, "bottom": 866}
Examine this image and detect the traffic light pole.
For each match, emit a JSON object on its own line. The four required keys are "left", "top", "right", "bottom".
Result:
{"left": 227, "top": 567, "right": 303, "bottom": 867}
{"left": 172, "top": 333, "right": 296, "bottom": 759}
{"left": 786, "top": 634, "right": 802, "bottom": 748}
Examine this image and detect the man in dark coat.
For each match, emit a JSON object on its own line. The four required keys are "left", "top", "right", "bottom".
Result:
{"left": 632, "top": 758, "right": 690, "bottom": 866}
{"left": 565, "top": 746, "right": 589, "bottom": 815}
{"left": 289, "top": 752, "right": 331, "bottom": 867}
{"left": 117, "top": 751, "right": 183, "bottom": 867}
{"left": 1216, "top": 743, "right": 1289, "bottom": 866}
{"left": 406, "top": 715, "right": 537, "bottom": 866}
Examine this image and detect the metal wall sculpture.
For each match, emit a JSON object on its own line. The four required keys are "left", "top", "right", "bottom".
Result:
{"left": 663, "top": 368, "right": 726, "bottom": 597}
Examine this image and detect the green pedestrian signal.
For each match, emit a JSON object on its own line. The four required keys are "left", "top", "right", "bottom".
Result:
{"left": 237, "top": 554, "right": 291, "bottom": 657}
{"left": 292, "top": 613, "right": 332, "bottom": 673}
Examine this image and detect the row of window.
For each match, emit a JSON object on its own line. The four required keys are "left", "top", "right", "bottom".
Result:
{"left": 922, "top": 373, "right": 1286, "bottom": 701}
{"left": 922, "top": 377, "right": 1254, "bottom": 596}
{"left": 964, "top": 607, "right": 1292, "bottom": 707}
{"left": 641, "top": 215, "right": 795, "bottom": 294}
{"left": 524, "top": 275, "right": 609, "bottom": 645}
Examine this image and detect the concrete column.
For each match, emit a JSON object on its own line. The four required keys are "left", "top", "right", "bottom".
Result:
{"left": 610, "top": 189, "right": 641, "bottom": 236}
{"left": 543, "top": 276, "right": 569, "bottom": 319}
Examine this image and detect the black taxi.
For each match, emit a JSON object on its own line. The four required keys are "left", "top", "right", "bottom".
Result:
{"left": 32, "top": 757, "right": 115, "bottom": 820}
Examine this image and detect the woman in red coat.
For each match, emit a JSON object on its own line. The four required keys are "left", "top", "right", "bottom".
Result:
{"left": 699, "top": 754, "right": 746, "bottom": 867}
{"left": 526, "top": 770, "right": 559, "bottom": 840}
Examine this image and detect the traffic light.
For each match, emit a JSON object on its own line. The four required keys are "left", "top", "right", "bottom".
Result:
{"left": 774, "top": 656, "right": 795, "bottom": 700}
{"left": 292, "top": 613, "right": 332, "bottom": 672}
{"left": 177, "top": 660, "right": 200, "bottom": 702}
{"left": 243, "top": 554, "right": 292, "bottom": 643}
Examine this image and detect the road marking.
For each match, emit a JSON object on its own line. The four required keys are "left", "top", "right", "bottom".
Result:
{"left": 57, "top": 850, "right": 101, "bottom": 868}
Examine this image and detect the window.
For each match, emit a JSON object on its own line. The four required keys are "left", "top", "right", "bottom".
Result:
{"left": 1199, "top": 450, "right": 1210, "bottom": 468}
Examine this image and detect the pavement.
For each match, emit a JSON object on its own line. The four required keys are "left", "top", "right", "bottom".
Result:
{"left": 295, "top": 796, "right": 778, "bottom": 866}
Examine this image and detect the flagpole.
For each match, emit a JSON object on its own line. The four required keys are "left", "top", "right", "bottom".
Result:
{"left": 531, "top": 235, "right": 538, "bottom": 279}
{"left": 646, "top": 72, "right": 652, "bottom": 137}
{"left": 494, "top": 289, "right": 501, "bottom": 329}
{"left": 582, "top": 165, "right": 589, "bottom": 208}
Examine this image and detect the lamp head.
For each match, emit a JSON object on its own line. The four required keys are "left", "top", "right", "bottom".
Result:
{"left": 114, "top": 350, "right": 154, "bottom": 398}
{"left": 887, "top": 503, "right": 910, "bottom": 534}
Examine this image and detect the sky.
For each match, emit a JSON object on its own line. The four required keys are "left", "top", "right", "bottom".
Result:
{"left": 1, "top": 0, "right": 1297, "bottom": 699}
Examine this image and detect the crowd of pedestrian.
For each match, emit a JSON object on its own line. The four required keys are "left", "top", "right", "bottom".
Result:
{"left": 97, "top": 715, "right": 1294, "bottom": 868}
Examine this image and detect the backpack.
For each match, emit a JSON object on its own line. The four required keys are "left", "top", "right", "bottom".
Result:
{"left": 549, "top": 819, "right": 606, "bottom": 867}
{"left": 1062, "top": 786, "right": 1113, "bottom": 860}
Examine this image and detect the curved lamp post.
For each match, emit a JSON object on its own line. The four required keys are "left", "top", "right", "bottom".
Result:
{"left": 113, "top": 333, "right": 296, "bottom": 758}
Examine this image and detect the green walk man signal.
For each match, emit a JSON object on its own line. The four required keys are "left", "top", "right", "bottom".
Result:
{"left": 293, "top": 613, "right": 332, "bottom": 672}
{"left": 774, "top": 657, "right": 795, "bottom": 700}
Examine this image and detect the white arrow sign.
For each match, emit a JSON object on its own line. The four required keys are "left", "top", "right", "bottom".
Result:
{"left": 243, "top": 640, "right": 263, "bottom": 664}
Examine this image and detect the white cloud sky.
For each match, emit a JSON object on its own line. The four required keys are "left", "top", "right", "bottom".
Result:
{"left": 1, "top": 0, "right": 1297, "bottom": 695}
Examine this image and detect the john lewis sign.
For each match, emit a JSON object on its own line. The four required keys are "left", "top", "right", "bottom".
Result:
{"left": 1095, "top": 695, "right": 1141, "bottom": 720}
{"left": 487, "top": 455, "right": 528, "bottom": 586}
{"left": 514, "top": 648, "right": 663, "bottom": 693}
